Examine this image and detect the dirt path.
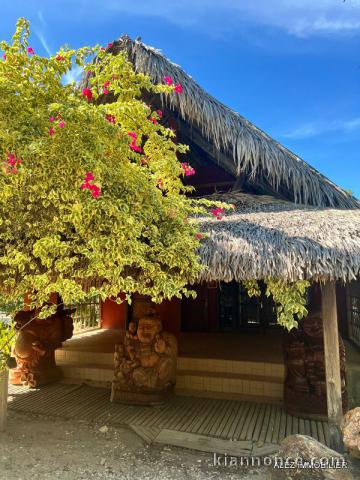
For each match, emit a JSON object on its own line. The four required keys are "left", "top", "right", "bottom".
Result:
{"left": 0, "top": 411, "right": 267, "bottom": 480}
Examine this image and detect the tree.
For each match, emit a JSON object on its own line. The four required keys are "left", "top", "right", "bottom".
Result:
{"left": 0, "top": 18, "right": 219, "bottom": 322}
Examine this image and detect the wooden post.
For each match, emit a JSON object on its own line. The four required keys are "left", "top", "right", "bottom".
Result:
{"left": 321, "top": 281, "right": 344, "bottom": 452}
{"left": 0, "top": 369, "right": 8, "bottom": 431}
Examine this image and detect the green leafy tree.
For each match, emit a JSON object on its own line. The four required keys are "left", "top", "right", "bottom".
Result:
{"left": 0, "top": 18, "right": 220, "bottom": 321}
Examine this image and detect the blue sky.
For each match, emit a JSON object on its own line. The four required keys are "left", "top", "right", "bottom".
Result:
{"left": 1, "top": 0, "right": 360, "bottom": 196}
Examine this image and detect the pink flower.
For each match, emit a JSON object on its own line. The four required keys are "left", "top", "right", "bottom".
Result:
{"left": 210, "top": 208, "right": 224, "bottom": 220}
{"left": 181, "top": 162, "right": 196, "bottom": 176}
{"left": 103, "top": 88, "right": 109, "bottom": 95}
{"left": 87, "top": 70, "right": 93, "bottom": 76}
{"left": 107, "top": 42, "right": 114, "bottom": 49}
{"left": 5, "top": 152, "right": 22, "bottom": 173}
{"left": 27, "top": 47, "right": 35, "bottom": 55}
{"left": 156, "top": 110, "right": 163, "bottom": 118}
{"left": 195, "top": 233, "right": 203, "bottom": 240}
{"left": 82, "top": 88, "right": 93, "bottom": 101}
{"left": 81, "top": 172, "right": 101, "bottom": 199}
{"left": 90, "top": 184, "right": 101, "bottom": 198}
{"left": 129, "top": 144, "right": 142, "bottom": 153}
{"left": 163, "top": 76, "right": 173, "bottom": 86}
{"left": 2, "top": 54, "right": 6, "bottom": 60}
{"left": 49, "top": 116, "right": 55, "bottom": 122}
{"left": 56, "top": 55, "right": 65, "bottom": 61}
{"left": 128, "top": 132, "right": 137, "bottom": 140}
{"left": 49, "top": 128, "right": 55, "bottom": 136}
{"left": 58, "top": 121, "right": 65, "bottom": 128}
{"left": 174, "top": 83, "right": 183, "bottom": 93}
{"left": 149, "top": 116, "right": 158, "bottom": 124}
{"left": 105, "top": 114, "right": 116, "bottom": 124}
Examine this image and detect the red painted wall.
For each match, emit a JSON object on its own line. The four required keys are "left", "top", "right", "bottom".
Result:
{"left": 155, "top": 298, "right": 182, "bottom": 340}
{"left": 100, "top": 294, "right": 127, "bottom": 329}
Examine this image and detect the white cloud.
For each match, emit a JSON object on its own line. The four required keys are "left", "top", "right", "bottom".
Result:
{"left": 281, "top": 117, "right": 360, "bottom": 139}
{"left": 101, "top": 0, "right": 360, "bottom": 37}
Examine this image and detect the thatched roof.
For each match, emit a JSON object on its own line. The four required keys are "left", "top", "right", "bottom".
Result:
{"left": 110, "top": 36, "right": 359, "bottom": 209}
{"left": 197, "top": 192, "right": 360, "bottom": 283}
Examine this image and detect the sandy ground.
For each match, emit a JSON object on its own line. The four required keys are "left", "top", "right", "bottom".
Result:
{"left": 1, "top": 411, "right": 359, "bottom": 480}
{"left": 0, "top": 411, "right": 269, "bottom": 480}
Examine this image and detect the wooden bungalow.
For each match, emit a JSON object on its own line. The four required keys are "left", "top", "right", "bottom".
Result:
{"left": 12, "top": 36, "right": 360, "bottom": 449}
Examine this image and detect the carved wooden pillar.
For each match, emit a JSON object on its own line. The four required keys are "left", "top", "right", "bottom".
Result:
{"left": 321, "top": 281, "right": 344, "bottom": 452}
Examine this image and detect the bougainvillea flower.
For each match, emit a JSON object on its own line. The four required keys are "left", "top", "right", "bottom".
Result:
{"left": 56, "top": 55, "right": 65, "bottom": 61}
{"left": 105, "top": 114, "right": 116, "bottom": 124}
{"left": 27, "top": 47, "right": 35, "bottom": 55}
{"left": 210, "top": 207, "right": 224, "bottom": 220}
{"left": 87, "top": 70, "right": 93, "bottom": 76}
{"left": 129, "top": 144, "right": 142, "bottom": 153}
{"left": 195, "top": 233, "right": 203, "bottom": 239}
{"left": 181, "top": 162, "right": 196, "bottom": 176}
{"left": 128, "top": 132, "right": 137, "bottom": 140}
{"left": 58, "top": 121, "right": 65, "bottom": 128}
{"left": 107, "top": 42, "right": 114, "bottom": 49}
{"left": 82, "top": 88, "right": 93, "bottom": 101}
{"left": 84, "top": 172, "right": 95, "bottom": 182}
{"left": 90, "top": 184, "right": 101, "bottom": 198}
{"left": 4, "top": 152, "right": 22, "bottom": 174}
{"left": 2, "top": 54, "right": 6, "bottom": 60}
{"left": 156, "top": 110, "right": 163, "bottom": 118}
{"left": 163, "top": 76, "right": 173, "bottom": 86}
{"left": 174, "top": 83, "right": 183, "bottom": 93}
{"left": 49, "top": 128, "right": 55, "bottom": 136}
{"left": 149, "top": 116, "right": 158, "bottom": 124}
{"left": 81, "top": 173, "right": 101, "bottom": 199}
{"left": 49, "top": 116, "right": 55, "bottom": 123}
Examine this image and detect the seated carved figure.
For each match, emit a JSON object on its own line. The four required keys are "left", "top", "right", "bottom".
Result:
{"left": 10, "top": 304, "right": 74, "bottom": 388}
{"left": 111, "top": 314, "right": 178, "bottom": 405}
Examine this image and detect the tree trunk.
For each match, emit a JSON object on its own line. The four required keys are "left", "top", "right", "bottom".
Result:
{"left": 0, "top": 369, "right": 8, "bottom": 431}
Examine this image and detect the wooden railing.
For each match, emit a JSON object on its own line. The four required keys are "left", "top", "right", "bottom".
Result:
{"left": 66, "top": 297, "right": 101, "bottom": 333}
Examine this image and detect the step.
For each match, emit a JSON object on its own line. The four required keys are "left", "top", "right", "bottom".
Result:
{"left": 56, "top": 349, "right": 285, "bottom": 380}
{"left": 177, "top": 357, "right": 285, "bottom": 379}
{"left": 56, "top": 349, "right": 114, "bottom": 366}
{"left": 58, "top": 363, "right": 113, "bottom": 388}
{"left": 176, "top": 370, "right": 283, "bottom": 399}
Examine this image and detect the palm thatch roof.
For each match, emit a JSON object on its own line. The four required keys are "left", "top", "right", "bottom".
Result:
{"left": 111, "top": 36, "right": 358, "bottom": 209}
{"left": 197, "top": 192, "right": 360, "bottom": 283}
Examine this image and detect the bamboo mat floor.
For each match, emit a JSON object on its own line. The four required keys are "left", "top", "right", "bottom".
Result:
{"left": 8, "top": 383, "right": 330, "bottom": 455}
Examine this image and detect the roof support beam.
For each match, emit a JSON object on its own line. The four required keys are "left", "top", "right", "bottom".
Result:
{"left": 321, "top": 281, "right": 344, "bottom": 452}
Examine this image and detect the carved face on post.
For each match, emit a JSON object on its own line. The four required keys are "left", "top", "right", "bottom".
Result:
{"left": 137, "top": 316, "right": 162, "bottom": 345}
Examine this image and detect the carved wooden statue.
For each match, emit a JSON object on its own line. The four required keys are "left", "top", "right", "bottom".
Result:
{"left": 284, "top": 313, "right": 347, "bottom": 417}
{"left": 111, "top": 314, "right": 178, "bottom": 405}
{"left": 10, "top": 304, "right": 74, "bottom": 388}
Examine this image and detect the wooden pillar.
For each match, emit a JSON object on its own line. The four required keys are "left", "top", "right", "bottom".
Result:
{"left": 0, "top": 369, "right": 8, "bottom": 431}
{"left": 321, "top": 281, "right": 344, "bottom": 452}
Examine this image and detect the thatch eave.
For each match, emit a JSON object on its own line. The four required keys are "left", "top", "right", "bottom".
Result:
{"left": 197, "top": 192, "right": 360, "bottom": 283}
